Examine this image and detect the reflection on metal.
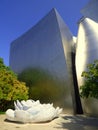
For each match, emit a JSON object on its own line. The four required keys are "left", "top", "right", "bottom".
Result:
{"left": 76, "top": 3, "right": 98, "bottom": 115}
{"left": 76, "top": 18, "right": 98, "bottom": 87}
{"left": 10, "top": 8, "right": 76, "bottom": 114}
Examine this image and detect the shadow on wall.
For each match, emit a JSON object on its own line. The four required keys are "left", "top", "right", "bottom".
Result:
{"left": 82, "top": 98, "right": 98, "bottom": 117}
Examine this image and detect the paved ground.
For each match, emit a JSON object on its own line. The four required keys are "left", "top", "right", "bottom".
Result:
{"left": 0, "top": 114, "right": 98, "bottom": 130}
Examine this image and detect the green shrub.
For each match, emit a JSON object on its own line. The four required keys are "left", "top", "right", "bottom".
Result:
{"left": 0, "top": 58, "right": 29, "bottom": 111}
{"left": 80, "top": 60, "right": 98, "bottom": 99}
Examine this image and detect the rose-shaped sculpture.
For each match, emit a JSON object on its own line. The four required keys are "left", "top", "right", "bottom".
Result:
{"left": 6, "top": 100, "right": 62, "bottom": 123}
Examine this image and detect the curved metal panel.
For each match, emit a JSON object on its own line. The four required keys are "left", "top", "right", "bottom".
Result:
{"left": 81, "top": 0, "right": 98, "bottom": 22}
{"left": 76, "top": 18, "right": 98, "bottom": 116}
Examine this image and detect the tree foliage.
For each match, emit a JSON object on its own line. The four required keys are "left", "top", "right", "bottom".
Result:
{"left": 0, "top": 58, "right": 29, "bottom": 101}
{"left": 80, "top": 60, "right": 98, "bottom": 99}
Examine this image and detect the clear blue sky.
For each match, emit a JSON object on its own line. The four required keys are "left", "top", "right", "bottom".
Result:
{"left": 0, "top": 0, "right": 89, "bottom": 66}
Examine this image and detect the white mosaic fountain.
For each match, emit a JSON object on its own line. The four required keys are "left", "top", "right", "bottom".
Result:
{"left": 6, "top": 100, "right": 62, "bottom": 123}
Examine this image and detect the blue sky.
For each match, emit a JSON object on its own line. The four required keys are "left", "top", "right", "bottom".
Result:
{"left": 0, "top": 0, "right": 89, "bottom": 66}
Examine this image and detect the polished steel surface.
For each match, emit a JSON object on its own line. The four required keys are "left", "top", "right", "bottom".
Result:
{"left": 10, "top": 0, "right": 98, "bottom": 116}
{"left": 81, "top": 0, "right": 98, "bottom": 22}
{"left": 76, "top": 0, "right": 98, "bottom": 115}
{"left": 9, "top": 8, "right": 75, "bottom": 114}
{"left": 76, "top": 17, "right": 98, "bottom": 87}
{"left": 76, "top": 17, "right": 98, "bottom": 116}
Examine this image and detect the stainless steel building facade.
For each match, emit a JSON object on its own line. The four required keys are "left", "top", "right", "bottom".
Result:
{"left": 10, "top": 0, "right": 98, "bottom": 116}
{"left": 10, "top": 8, "right": 77, "bottom": 114}
{"left": 76, "top": 0, "right": 98, "bottom": 116}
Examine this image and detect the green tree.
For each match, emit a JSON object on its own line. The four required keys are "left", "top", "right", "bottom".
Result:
{"left": 0, "top": 58, "right": 29, "bottom": 101}
{"left": 80, "top": 60, "right": 98, "bottom": 99}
